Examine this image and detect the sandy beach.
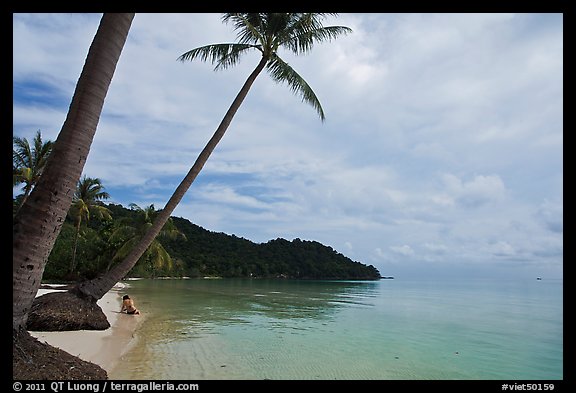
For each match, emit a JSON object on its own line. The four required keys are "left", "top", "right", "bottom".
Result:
{"left": 29, "top": 283, "right": 144, "bottom": 374}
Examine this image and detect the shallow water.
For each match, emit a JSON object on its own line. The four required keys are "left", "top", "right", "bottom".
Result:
{"left": 109, "top": 277, "right": 563, "bottom": 380}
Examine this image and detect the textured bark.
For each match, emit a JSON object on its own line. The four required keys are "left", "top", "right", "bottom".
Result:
{"left": 13, "top": 13, "right": 134, "bottom": 332}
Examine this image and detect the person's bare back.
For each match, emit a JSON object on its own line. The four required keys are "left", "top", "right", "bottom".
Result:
{"left": 121, "top": 295, "right": 140, "bottom": 314}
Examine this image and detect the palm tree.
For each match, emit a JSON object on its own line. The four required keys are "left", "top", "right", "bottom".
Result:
{"left": 74, "top": 13, "right": 352, "bottom": 302}
{"left": 13, "top": 130, "right": 54, "bottom": 214}
{"left": 69, "top": 176, "right": 112, "bottom": 275}
{"left": 108, "top": 204, "right": 185, "bottom": 277}
{"left": 13, "top": 13, "right": 134, "bottom": 333}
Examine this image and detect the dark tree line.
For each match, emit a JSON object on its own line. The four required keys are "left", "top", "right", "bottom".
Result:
{"left": 44, "top": 203, "right": 382, "bottom": 281}
{"left": 162, "top": 216, "right": 382, "bottom": 280}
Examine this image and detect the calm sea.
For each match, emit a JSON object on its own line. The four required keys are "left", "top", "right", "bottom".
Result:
{"left": 108, "top": 277, "right": 563, "bottom": 380}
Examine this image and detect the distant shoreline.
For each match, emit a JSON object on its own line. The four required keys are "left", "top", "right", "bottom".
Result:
{"left": 123, "top": 275, "right": 386, "bottom": 281}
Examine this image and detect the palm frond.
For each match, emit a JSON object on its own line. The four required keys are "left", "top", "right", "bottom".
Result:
{"left": 266, "top": 55, "right": 325, "bottom": 121}
{"left": 112, "top": 237, "right": 138, "bottom": 261}
{"left": 32, "top": 130, "right": 52, "bottom": 167}
{"left": 222, "top": 13, "right": 266, "bottom": 46}
{"left": 13, "top": 136, "right": 31, "bottom": 168}
{"left": 178, "top": 43, "right": 259, "bottom": 71}
{"left": 109, "top": 225, "right": 136, "bottom": 243}
{"left": 151, "top": 245, "right": 173, "bottom": 271}
{"left": 92, "top": 205, "right": 112, "bottom": 221}
{"left": 282, "top": 25, "right": 352, "bottom": 55}
{"left": 180, "top": 13, "right": 350, "bottom": 123}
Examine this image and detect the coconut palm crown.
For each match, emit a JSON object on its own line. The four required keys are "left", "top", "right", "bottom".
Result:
{"left": 13, "top": 130, "right": 54, "bottom": 213}
{"left": 69, "top": 176, "right": 112, "bottom": 274}
{"left": 73, "top": 13, "right": 351, "bottom": 303}
{"left": 178, "top": 13, "right": 352, "bottom": 121}
{"left": 109, "top": 203, "right": 184, "bottom": 277}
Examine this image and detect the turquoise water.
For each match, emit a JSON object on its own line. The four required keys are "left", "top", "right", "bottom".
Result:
{"left": 109, "top": 278, "right": 563, "bottom": 380}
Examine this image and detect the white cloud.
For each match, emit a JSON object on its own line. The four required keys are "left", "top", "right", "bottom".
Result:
{"left": 441, "top": 173, "right": 506, "bottom": 208}
{"left": 423, "top": 242, "right": 448, "bottom": 254}
{"left": 389, "top": 245, "right": 415, "bottom": 256}
{"left": 13, "top": 13, "right": 563, "bottom": 279}
{"left": 535, "top": 199, "right": 563, "bottom": 233}
{"left": 490, "top": 241, "right": 516, "bottom": 257}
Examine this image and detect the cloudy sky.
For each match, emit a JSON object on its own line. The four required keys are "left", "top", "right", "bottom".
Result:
{"left": 13, "top": 13, "right": 563, "bottom": 279}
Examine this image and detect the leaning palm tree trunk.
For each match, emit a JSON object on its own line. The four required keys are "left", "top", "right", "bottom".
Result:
{"left": 12, "top": 13, "right": 134, "bottom": 332}
{"left": 74, "top": 13, "right": 352, "bottom": 303}
{"left": 16, "top": 187, "right": 32, "bottom": 217}
{"left": 70, "top": 217, "right": 83, "bottom": 274}
{"left": 76, "top": 56, "right": 269, "bottom": 300}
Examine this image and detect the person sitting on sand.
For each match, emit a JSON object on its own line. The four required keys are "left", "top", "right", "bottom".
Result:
{"left": 121, "top": 295, "right": 140, "bottom": 315}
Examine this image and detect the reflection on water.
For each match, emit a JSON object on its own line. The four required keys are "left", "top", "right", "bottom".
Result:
{"left": 111, "top": 279, "right": 381, "bottom": 379}
{"left": 109, "top": 278, "right": 562, "bottom": 380}
{"left": 130, "top": 279, "right": 379, "bottom": 337}
{"left": 151, "top": 278, "right": 375, "bottom": 315}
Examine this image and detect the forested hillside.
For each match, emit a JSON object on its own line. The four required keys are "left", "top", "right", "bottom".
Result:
{"left": 44, "top": 203, "right": 381, "bottom": 280}
{"left": 163, "top": 216, "right": 382, "bottom": 279}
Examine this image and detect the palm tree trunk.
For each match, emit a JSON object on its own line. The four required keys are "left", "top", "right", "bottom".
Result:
{"left": 70, "top": 217, "right": 82, "bottom": 274}
{"left": 12, "top": 13, "right": 134, "bottom": 332}
{"left": 75, "top": 56, "right": 269, "bottom": 300}
{"left": 15, "top": 188, "right": 31, "bottom": 217}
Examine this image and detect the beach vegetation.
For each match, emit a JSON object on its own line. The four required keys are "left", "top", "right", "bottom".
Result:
{"left": 12, "top": 130, "right": 54, "bottom": 215}
{"left": 69, "top": 176, "right": 112, "bottom": 276}
{"left": 43, "top": 221, "right": 111, "bottom": 281}
{"left": 162, "top": 216, "right": 381, "bottom": 280}
{"left": 39, "top": 202, "right": 380, "bottom": 281}
{"left": 42, "top": 202, "right": 186, "bottom": 281}
{"left": 106, "top": 203, "right": 186, "bottom": 278}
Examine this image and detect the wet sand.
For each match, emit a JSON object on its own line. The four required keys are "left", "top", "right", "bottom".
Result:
{"left": 29, "top": 283, "right": 144, "bottom": 374}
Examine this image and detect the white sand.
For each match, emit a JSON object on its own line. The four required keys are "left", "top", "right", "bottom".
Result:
{"left": 29, "top": 283, "right": 144, "bottom": 373}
